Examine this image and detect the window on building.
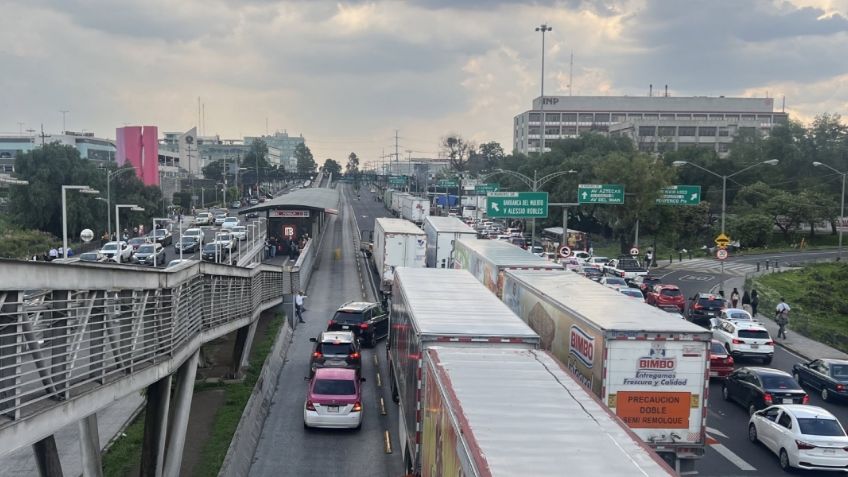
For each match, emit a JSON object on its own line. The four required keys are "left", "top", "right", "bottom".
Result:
{"left": 545, "top": 113, "right": 560, "bottom": 122}
{"left": 579, "top": 113, "right": 594, "bottom": 122}
{"left": 545, "top": 126, "right": 560, "bottom": 135}
{"left": 595, "top": 113, "right": 611, "bottom": 122}
{"left": 627, "top": 113, "right": 643, "bottom": 120}
{"left": 639, "top": 142, "right": 655, "bottom": 152}
{"left": 562, "top": 126, "right": 577, "bottom": 135}
{"left": 528, "top": 139, "right": 540, "bottom": 148}
{"left": 693, "top": 114, "right": 707, "bottom": 120}
{"left": 658, "top": 126, "right": 676, "bottom": 137}
{"left": 678, "top": 126, "right": 696, "bottom": 136}
{"left": 590, "top": 124, "right": 609, "bottom": 132}
{"left": 739, "top": 127, "right": 756, "bottom": 135}
{"left": 709, "top": 114, "right": 724, "bottom": 120}
{"left": 718, "top": 127, "right": 730, "bottom": 137}
{"left": 718, "top": 143, "right": 731, "bottom": 153}
{"left": 741, "top": 114, "right": 755, "bottom": 120}
{"left": 660, "top": 114, "right": 675, "bottom": 120}
{"left": 676, "top": 113, "right": 692, "bottom": 119}
{"left": 643, "top": 114, "right": 658, "bottom": 119}
{"left": 639, "top": 126, "right": 657, "bottom": 136}
{"left": 529, "top": 112, "right": 541, "bottom": 122}
{"left": 611, "top": 113, "right": 626, "bottom": 122}
{"left": 725, "top": 114, "right": 739, "bottom": 120}
{"left": 698, "top": 127, "right": 717, "bottom": 137}
{"left": 562, "top": 113, "right": 577, "bottom": 122}
{"left": 758, "top": 115, "right": 772, "bottom": 122}
{"left": 529, "top": 126, "right": 540, "bottom": 135}
{"left": 657, "top": 142, "right": 676, "bottom": 153}
{"left": 698, "top": 143, "right": 717, "bottom": 152}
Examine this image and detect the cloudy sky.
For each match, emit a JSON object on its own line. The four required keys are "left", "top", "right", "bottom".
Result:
{"left": 2, "top": 0, "right": 847, "bottom": 168}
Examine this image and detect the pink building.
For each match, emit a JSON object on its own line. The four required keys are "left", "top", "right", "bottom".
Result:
{"left": 115, "top": 126, "right": 159, "bottom": 186}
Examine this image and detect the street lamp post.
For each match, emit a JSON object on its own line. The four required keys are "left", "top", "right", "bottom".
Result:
{"left": 62, "top": 185, "right": 99, "bottom": 258}
{"left": 102, "top": 166, "right": 134, "bottom": 238}
{"left": 535, "top": 23, "right": 552, "bottom": 155}
{"left": 813, "top": 161, "right": 847, "bottom": 259}
{"left": 115, "top": 204, "right": 144, "bottom": 263}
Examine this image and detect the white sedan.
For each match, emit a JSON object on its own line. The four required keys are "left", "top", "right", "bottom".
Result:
{"left": 221, "top": 217, "right": 240, "bottom": 230}
{"left": 749, "top": 405, "right": 848, "bottom": 472}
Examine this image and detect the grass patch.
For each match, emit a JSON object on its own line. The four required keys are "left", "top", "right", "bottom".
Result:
{"left": 192, "top": 312, "right": 285, "bottom": 476}
{"left": 753, "top": 263, "right": 848, "bottom": 353}
{"left": 102, "top": 404, "right": 146, "bottom": 477}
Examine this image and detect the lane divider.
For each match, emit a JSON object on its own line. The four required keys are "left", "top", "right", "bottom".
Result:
{"left": 376, "top": 372, "right": 382, "bottom": 388}
{"left": 380, "top": 397, "right": 387, "bottom": 416}
{"left": 384, "top": 430, "right": 393, "bottom": 454}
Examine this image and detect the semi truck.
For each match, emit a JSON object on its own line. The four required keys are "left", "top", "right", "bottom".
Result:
{"left": 372, "top": 218, "right": 426, "bottom": 297}
{"left": 421, "top": 347, "right": 675, "bottom": 477}
{"left": 389, "top": 268, "right": 540, "bottom": 475}
{"left": 452, "top": 238, "right": 563, "bottom": 297}
{"left": 400, "top": 194, "right": 430, "bottom": 225}
{"left": 383, "top": 189, "right": 395, "bottom": 210}
{"left": 501, "top": 270, "right": 712, "bottom": 473}
{"left": 391, "top": 192, "right": 410, "bottom": 217}
{"left": 422, "top": 216, "right": 477, "bottom": 268}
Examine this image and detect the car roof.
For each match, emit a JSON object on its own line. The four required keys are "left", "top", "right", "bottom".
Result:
{"left": 724, "top": 308, "right": 750, "bottom": 314}
{"left": 776, "top": 405, "right": 836, "bottom": 419}
{"left": 696, "top": 293, "right": 723, "bottom": 299}
{"left": 745, "top": 367, "right": 791, "bottom": 377}
{"left": 732, "top": 321, "right": 767, "bottom": 331}
{"left": 337, "top": 301, "right": 377, "bottom": 312}
{"left": 319, "top": 331, "right": 355, "bottom": 343}
{"left": 656, "top": 284, "right": 679, "bottom": 290}
{"left": 710, "top": 339, "right": 728, "bottom": 349}
{"left": 313, "top": 367, "right": 357, "bottom": 380}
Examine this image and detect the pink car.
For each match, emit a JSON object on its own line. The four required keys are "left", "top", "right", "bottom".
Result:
{"left": 303, "top": 367, "right": 364, "bottom": 429}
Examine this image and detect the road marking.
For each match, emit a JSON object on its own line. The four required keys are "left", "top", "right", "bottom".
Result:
{"left": 380, "top": 397, "right": 387, "bottom": 415}
{"left": 384, "top": 430, "right": 393, "bottom": 454}
{"left": 679, "top": 274, "right": 716, "bottom": 281}
{"left": 376, "top": 372, "right": 382, "bottom": 387}
{"left": 711, "top": 443, "right": 756, "bottom": 471}
{"left": 706, "top": 426, "right": 728, "bottom": 439}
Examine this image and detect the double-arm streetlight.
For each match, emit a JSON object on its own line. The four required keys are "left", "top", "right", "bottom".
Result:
{"left": 102, "top": 167, "right": 135, "bottom": 237}
{"left": 62, "top": 185, "right": 99, "bottom": 258}
{"left": 813, "top": 161, "right": 846, "bottom": 259}
{"left": 672, "top": 159, "right": 779, "bottom": 235}
{"left": 115, "top": 204, "right": 144, "bottom": 263}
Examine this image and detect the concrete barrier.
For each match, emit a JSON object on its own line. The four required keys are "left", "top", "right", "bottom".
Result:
{"left": 218, "top": 319, "right": 293, "bottom": 477}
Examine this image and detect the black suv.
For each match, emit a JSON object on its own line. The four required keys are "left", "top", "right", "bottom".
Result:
{"left": 722, "top": 367, "right": 808, "bottom": 416}
{"left": 308, "top": 331, "right": 361, "bottom": 377}
{"left": 327, "top": 302, "right": 388, "bottom": 347}
{"left": 687, "top": 293, "right": 726, "bottom": 327}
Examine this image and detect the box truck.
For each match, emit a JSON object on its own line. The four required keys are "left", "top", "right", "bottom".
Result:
{"left": 452, "top": 238, "right": 563, "bottom": 297}
{"left": 422, "top": 216, "right": 477, "bottom": 268}
{"left": 383, "top": 189, "right": 395, "bottom": 210}
{"left": 372, "top": 218, "right": 426, "bottom": 297}
{"left": 389, "top": 268, "right": 540, "bottom": 475}
{"left": 501, "top": 270, "right": 712, "bottom": 473}
{"left": 421, "top": 347, "right": 675, "bottom": 477}
{"left": 391, "top": 192, "right": 409, "bottom": 217}
{"left": 400, "top": 194, "right": 430, "bottom": 225}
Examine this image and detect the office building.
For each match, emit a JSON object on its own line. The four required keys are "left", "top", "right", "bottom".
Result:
{"left": 513, "top": 95, "right": 789, "bottom": 156}
{"left": 0, "top": 131, "right": 116, "bottom": 173}
{"left": 161, "top": 128, "right": 284, "bottom": 175}
{"left": 245, "top": 131, "right": 305, "bottom": 172}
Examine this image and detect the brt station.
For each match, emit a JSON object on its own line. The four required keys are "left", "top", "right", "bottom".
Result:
{"left": 238, "top": 187, "right": 340, "bottom": 250}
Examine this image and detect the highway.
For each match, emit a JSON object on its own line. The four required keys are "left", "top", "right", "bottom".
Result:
{"left": 249, "top": 181, "right": 404, "bottom": 477}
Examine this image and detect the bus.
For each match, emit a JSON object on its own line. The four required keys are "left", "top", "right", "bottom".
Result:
{"left": 541, "top": 226, "right": 588, "bottom": 251}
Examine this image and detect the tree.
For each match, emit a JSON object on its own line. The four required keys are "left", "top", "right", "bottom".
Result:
{"left": 729, "top": 213, "right": 774, "bottom": 248}
{"left": 202, "top": 160, "right": 225, "bottom": 181}
{"left": 345, "top": 152, "right": 360, "bottom": 176}
{"left": 322, "top": 158, "right": 342, "bottom": 176}
{"left": 441, "top": 134, "right": 474, "bottom": 172}
{"left": 468, "top": 141, "right": 504, "bottom": 175}
{"left": 295, "top": 143, "right": 316, "bottom": 173}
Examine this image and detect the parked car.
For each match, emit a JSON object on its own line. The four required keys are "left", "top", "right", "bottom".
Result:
{"left": 194, "top": 212, "right": 214, "bottom": 226}
{"left": 723, "top": 367, "right": 808, "bottom": 416}
{"left": 230, "top": 225, "right": 247, "bottom": 241}
{"left": 127, "top": 237, "right": 149, "bottom": 251}
{"left": 100, "top": 241, "right": 133, "bottom": 262}
{"left": 586, "top": 256, "right": 609, "bottom": 270}
{"left": 134, "top": 243, "right": 166, "bottom": 266}
{"left": 308, "top": 331, "right": 361, "bottom": 377}
{"left": 577, "top": 266, "right": 603, "bottom": 282}
{"left": 598, "top": 276, "right": 628, "bottom": 289}
{"left": 221, "top": 217, "right": 239, "bottom": 230}
{"left": 748, "top": 405, "right": 847, "bottom": 472}
{"left": 201, "top": 243, "right": 229, "bottom": 262}
{"left": 150, "top": 228, "right": 173, "bottom": 247}
{"left": 709, "top": 339, "right": 734, "bottom": 379}
{"left": 646, "top": 284, "right": 685, "bottom": 312}
{"left": 79, "top": 251, "right": 107, "bottom": 262}
{"left": 712, "top": 320, "right": 774, "bottom": 364}
{"left": 687, "top": 293, "right": 726, "bottom": 327}
{"left": 176, "top": 236, "right": 200, "bottom": 253}
{"left": 618, "top": 288, "right": 644, "bottom": 300}
{"left": 303, "top": 367, "right": 364, "bottom": 430}
{"left": 792, "top": 358, "right": 848, "bottom": 402}
{"left": 631, "top": 275, "right": 663, "bottom": 295}
{"left": 326, "top": 301, "right": 389, "bottom": 348}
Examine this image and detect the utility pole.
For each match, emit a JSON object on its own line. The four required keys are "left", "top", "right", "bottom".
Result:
{"left": 535, "top": 24, "right": 552, "bottom": 154}
{"left": 394, "top": 130, "right": 400, "bottom": 173}
{"left": 59, "top": 110, "right": 69, "bottom": 133}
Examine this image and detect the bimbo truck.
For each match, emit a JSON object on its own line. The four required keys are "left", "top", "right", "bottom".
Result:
{"left": 501, "top": 270, "right": 712, "bottom": 473}
{"left": 388, "top": 268, "right": 540, "bottom": 475}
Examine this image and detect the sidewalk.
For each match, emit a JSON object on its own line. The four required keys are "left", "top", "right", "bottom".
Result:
{"left": 712, "top": 276, "right": 848, "bottom": 361}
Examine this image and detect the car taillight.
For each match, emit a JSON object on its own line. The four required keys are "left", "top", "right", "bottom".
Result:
{"left": 837, "top": 384, "right": 846, "bottom": 392}
{"left": 328, "top": 320, "right": 335, "bottom": 326}
{"left": 764, "top": 393, "right": 773, "bottom": 405}
{"left": 796, "top": 439, "right": 817, "bottom": 450}
{"left": 306, "top": 400, "right": 316, "bottom": 411}
{"left": 765, "top": 341, "right": 775, "bottom": 346}
{"left": 802, "top": 395, "right": 810, "bottom": 404}
{"left": 359, "top": 322, "right": 369, "bottom": 329}
{"left": 732, "top": 338, "right": 744, "bottom": 344}
{"left": 312, "top": 351, "right": 322, "bottom": 358}
{"left": 693, "top": 303, "right": 703, "bottom": 310}
{"left": 349, "top": 352, "right": 360, "bottom": 360}
{"left": 352, "top": 402, "right": 362, "bottom": 412}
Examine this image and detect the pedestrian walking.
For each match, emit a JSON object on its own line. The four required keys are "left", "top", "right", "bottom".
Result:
{"left": 48, "top": 247, "right": 58, "bottom": 261}
{"left": 295, "top": 291, "right": 307, "bottom": 323}
{"left": 741, "top": 290, "right": 752, "bottom": 314}
{"left": 730, "top": 288, "right": 740, "bottom": 308}
{"left": 751, "top": 289, "right": 760, "bottom": 316}
{"left": 775, "top": 298, "right": 791, "bottom": 339}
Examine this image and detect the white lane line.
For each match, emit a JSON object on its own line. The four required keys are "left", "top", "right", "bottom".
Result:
{"left": 706, "top": 426, "right": 728, "bottom": 439}
{"left": 711, "top": 443, "right": 757, "bottom": 471}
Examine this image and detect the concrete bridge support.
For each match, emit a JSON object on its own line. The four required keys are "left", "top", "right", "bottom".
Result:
{"left": 230, "top": 321, "right": 258, "bottom": 379}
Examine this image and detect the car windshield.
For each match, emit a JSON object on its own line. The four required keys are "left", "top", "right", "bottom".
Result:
{"left": 203, "top": 244, "right": 219, "bottom": 252}
{"left": 728, "top": 311, "right": 751, "bottom": 320}
{"left": 333, "top": 310, "right": 365, "bottom": 324}
{"left": 739, "top": 329, "right": 770, "bottom": 340}
{"left": 218, "top": 234, "right": 232, "bottom": 241}
{"left": 138, "top": 245, "right": 156, "bottom": 253}
{"left": 102, "top": 243, "right": 117, "bottom": 251}
{"left": 661, "top": 288, "right": 682, "bottom": 297}
{"left": 621, "top": 289, "right": 642, "bottom": 298}
{"left": 129, "top": 238, "right": 146, "bottom": 244}
{"left": 698, "top": 298, "right": 725, "bottom": 308}
{"left": 760, "top": 375, "right": 799, "bottom": 389}
{"left": 797, "top": 418, "right": 845, "bottom": 437}
{"left": 233, "top": 226, "right": 246, "bottom": 232}
{"left": 318, "top": 343, "right": 352, "bottom": 355}
{"left": 605, "top": 278, "right": 627, "bottom": 285}
{"left": 180, "top": 237, "right": 196, "bottom": 244}
{"left": 312, "top": 378, "right": 356, "bottom": 395}
{"left": 710, "top": 342, "right": 726, "bottom": 354}
{"left": 153, "top": 229, "right": 166, "bottom": 236}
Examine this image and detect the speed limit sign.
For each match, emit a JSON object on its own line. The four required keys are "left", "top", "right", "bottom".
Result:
{"left": 559, "top": 246, "right": 571, "bottom": 258}
{"left": 716, "top": 249, "right": 729, "bottom": 260}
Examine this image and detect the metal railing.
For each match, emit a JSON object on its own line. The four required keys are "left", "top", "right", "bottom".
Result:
{"left": 0, "top": 258, "right": 284, "bottom": 456}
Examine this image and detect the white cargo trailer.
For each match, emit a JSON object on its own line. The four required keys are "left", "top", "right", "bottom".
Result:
{"left": 501, "top": 270, "right": 712, "bottom": 473}
{"left": 391, "top": 192, "right": 410, "bottom": 217}
{"left": 452, "top": 238, "right": 563, "bottom": 297}
{"left": 400, "top": 194, "right": 430, "bottom": 225}
{"left": 422, "top": 216, "right": 477, "bottom": 268}
{"left": 388, "top": 268, "right": 540, "bottom": 475}
{"left": 421, "top": 347, "right": 675, "bottom": 477}
{"left": 372, "top": 218, "right": 426, "bottom": 296}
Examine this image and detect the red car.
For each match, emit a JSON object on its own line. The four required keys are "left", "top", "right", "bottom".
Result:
{"left": 303, "top": 367, "right": 364, "bottom": 429}
{"left": 645, "top": 284, "right": 685, "bottom": 312}
{"left": 709, "top": 340, "right": 734, "bottom": 379}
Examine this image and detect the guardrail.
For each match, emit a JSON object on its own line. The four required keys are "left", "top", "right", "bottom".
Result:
{"left": 0, "top": 259, "right": 285, "bottom": 456}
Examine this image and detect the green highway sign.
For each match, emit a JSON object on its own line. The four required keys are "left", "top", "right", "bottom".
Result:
{"left": 578, "top": 184, "right": 625, "bottom": 204}
{"left": 475, "top": 183, "right": 499, "bottom": 194}
{"left": 389, "top": 176, "right": 406, "bottom": 185}
{"left": 656, "top": 185, "right": 701, "bottom": 205}
{"left": 486, "top": 192, "right": 549, "bottom": 218}
{"left": 437, "top": 179, "right": 458, "bottom": 188}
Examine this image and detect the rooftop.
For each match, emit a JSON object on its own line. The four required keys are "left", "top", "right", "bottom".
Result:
{"left": 239, "top": 188, "right": 340, "bottom": 214}
{"left": 529, "top": 95, "right": 780, "bottom": 113}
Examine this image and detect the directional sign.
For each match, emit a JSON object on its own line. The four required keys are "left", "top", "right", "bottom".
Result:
{"left": 656, "top": 185, "right": 702, "bottom": 205}
{"left": 716, "top": 249, "right": 728, "bottom": 260}
{"left": 389, "top": 176, "right": 406, "bottom": 185}
{"left": 437, "top": 179, "right": 458, "bottom": 188}
{"left": 475, "top": 183, "right": 499, "bottom": 194}
{"left": 559, "top": 245, "right": 571, "bottom": 258}
{"left": 486, "top": 192, "right": 549, "bottom": 218}
{"left": 578, "top": 184, "right": 625, "bottom": 204}
{"left": 715, "top": 233, "right": 731, "bottom": 248}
